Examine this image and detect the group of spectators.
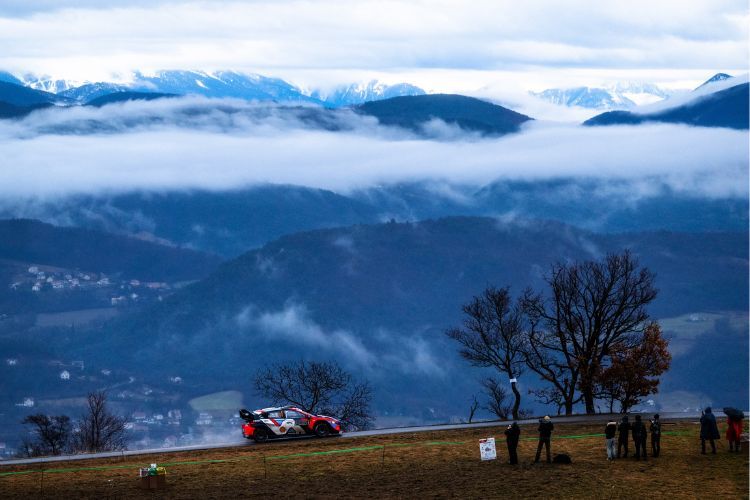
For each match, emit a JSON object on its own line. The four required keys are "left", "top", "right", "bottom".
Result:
{"left": 500, "top": 407, "right": 745, "bottom": 465}
{"left": 604, "top": 414, "right": 660, "bottom": 460}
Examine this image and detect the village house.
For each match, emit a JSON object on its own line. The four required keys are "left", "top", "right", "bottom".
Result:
{"left": 167, "top": 409, "right": 182, "bottom": 425}
{"left": 195, "top": 412, "right": 213, "bottom": 426}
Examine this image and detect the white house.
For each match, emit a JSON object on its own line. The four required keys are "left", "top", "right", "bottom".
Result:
{"left": 195, "top": 413, "right": 213, "bottom": 425}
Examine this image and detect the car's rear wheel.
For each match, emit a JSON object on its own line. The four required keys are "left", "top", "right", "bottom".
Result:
{"left": 314, "top": 422, "right": 331, "bottom": 437}
{"left": 253, "top": 427, "right": 269, "bottom": 443}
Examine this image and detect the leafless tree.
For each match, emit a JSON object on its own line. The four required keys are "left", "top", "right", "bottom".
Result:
{"left": 20, "top": 414, "right": 71, "bottom": 456}
{"left": 73, "top": 391, "right": 127, "bottom": 452}
{"left": 254, "top": 360, "right": 373, "bottom": 430}
{"left": 468, "top": 395, "right": 480, "bottom": 423}
{"left": 522, "top": 251, "right": 657, "bottom": 414}
{"left": 481, "top": 377, "right": 511, "bottom": 419}
{"left": 446, "top": 286, "right": 526, "bottom": 419}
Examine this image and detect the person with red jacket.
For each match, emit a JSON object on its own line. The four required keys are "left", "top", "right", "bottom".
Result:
{"left": 726, "top": 416, "right": 744, "bottom": 452}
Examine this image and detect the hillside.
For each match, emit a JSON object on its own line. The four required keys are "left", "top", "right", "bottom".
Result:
{"left": 356, "top": 94, "right": 532, "bottom": 135}
{"left": 0, "top": 219, "right": 222, "bottom": 282}
{"left": 0, "top": 81, "right": 69, "bottom": 107}
{"left": 584, "top": 82, "right": 749, "bottom": 129}
{"left": 86, "top": 91, "right": 178, "bottom": 106}
{"left": 69, "top": 217, "right": 749, "bottom": 418}
{"left": 3, "top": 181, "right": 746, "bottom": 258}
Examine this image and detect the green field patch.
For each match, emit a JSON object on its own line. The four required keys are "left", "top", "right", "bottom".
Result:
{"left": 188, "top": 390, "right": 243, "bottom": 411}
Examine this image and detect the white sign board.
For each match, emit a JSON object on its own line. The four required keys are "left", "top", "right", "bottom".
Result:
{"left": 479, "top": 437, "right": 497, "bottom": 461}
{"left": 509, "top": 378, "right": 517, "bottom": 383}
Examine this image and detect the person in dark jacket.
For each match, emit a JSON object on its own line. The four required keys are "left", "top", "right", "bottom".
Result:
{"left": 504, "top": 422, "right": 521, "bottom": 464}
{"left": 650, "top": 414, "right": 661, "bottom": 457}
{"left": 605, "top": 420, "right": 617, "bottom": 460}
{"left": 534, "top": 416, "right": 554, "bottom": 463}
{"left": 632, "top": 415, "right": 648, "bottom": 460}
{"left": 700, "top": 407, "right": 721, "bottom": 454}
{"left": 617, "top": 416, "right": 630, "bottom": 458}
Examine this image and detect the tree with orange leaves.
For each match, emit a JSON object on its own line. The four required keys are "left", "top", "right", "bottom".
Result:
{"left": 596, "top": 322, "right": 671, "bottom": 413}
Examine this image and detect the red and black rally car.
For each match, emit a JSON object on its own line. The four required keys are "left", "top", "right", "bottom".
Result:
{"left": 239, "top": 405, "right": 342, "bottom": 443}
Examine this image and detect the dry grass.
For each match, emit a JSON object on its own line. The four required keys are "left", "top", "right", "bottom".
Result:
{"left": 1, "top": 421, "right": 747, "bottom": 499}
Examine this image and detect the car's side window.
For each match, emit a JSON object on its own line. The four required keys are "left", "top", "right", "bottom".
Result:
{"left": 267, "top": 411, "right": 283, "bottom": 419}
{"left": 286, "top": 410, "right": 302, "bottom": 419}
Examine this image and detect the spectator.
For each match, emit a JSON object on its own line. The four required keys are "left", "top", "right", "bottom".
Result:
{"left": 605, "top": 420, "right": 617, "bottom": 461}
{"left": 632, "top": 415, "right": 648, "bottom": 460}
{"left": 504, "top": 422, "right": 521, "bottom": 465}
{"left": 534, "top": 416, "right": 554, "bottom": 464}
{"left": 617, "top": 416, "right": 630, "bottom": 458}
{"left": 700, "top": 407, "right": 721, "bottom": 455}
{"left": 726, "top": 414, "right": 743, "bottom": 453}
{"left": 650, "top": 414, "right": 661, "bottom": 457}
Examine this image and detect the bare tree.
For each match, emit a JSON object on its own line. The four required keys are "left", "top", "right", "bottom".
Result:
{"left": 468, "top": 395, "right": 480, "bottom": 423}
{"left": 521, "top": 320, "right": 582, "bottom": 415}
{"left": 523, "top": 251, "right": 657, "bottom": 414}
{"left": 254, "top": 360, "right": 373, "bottom": 431}
{"left": 73, "top": 391, "right": 127, "bottom": 453}
{"left": 446, "top": 286, "right": 526, "bottom": 419}
{"left": 20, "top": 414, "right": 71, "bottom": 456}
{"left": 481, "top": 377, "right": 511, "bottom": 419}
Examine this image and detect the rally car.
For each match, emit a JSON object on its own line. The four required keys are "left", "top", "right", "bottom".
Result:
{"left": 239, "top": 405, "right": 342, "bottom": 443}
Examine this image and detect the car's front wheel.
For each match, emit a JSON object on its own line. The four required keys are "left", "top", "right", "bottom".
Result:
{"left": 314, "top": 422, "right": 331, "bottom": 437}
{"left": 253, "top": 427, "right": 269, "bottom": 443}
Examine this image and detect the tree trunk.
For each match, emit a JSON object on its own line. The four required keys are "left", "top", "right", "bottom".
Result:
{"left": 584, "top": 391, "right": 596, "bottom": 414}
{"left": 510, "top": 381, "right": 521, "bottom": 419}
{"left": 564, "top": 401, "right": 573, "bottom": 415}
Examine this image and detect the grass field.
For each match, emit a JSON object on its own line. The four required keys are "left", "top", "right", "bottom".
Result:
{"left": 1, "top": 420, "right": 747, "bottom": 499}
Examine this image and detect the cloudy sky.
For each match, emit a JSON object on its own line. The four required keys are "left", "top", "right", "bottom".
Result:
{"left": 0, "top": 0, "right": 747, "bottom": 91}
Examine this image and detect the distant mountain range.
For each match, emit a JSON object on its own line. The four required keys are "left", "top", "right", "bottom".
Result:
{"left": 531, "top": 81, "right": 673, "bottom": 110}
{"left": 5, "top": 70, "right": 426, "bottom": 107}
{"left": 584, "top": 79, "right": 749, "bottom": 129}
{"left": 3, "top": 179, "right": 745, "bottom": 258}
{"left": 312, "top": 80, "right": 426, "bottom": 107}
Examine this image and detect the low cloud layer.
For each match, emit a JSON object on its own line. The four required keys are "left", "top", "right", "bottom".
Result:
{"left": 236, "top": 302, "right": 443, "bottom": 377}
{"left": 0, "top": 97, "right": 746, "bottom": 200}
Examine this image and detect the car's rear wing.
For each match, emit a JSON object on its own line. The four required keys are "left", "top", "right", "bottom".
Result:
{"left": 239, "top": 408, "right": 255, "bottom": 422}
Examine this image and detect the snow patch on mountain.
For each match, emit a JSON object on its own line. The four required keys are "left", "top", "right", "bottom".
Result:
{"left": 311, "top": 80, "right": 425, "bottom": 107}
{"left": 531, "top": 82, "right": 673, "bottom": 110}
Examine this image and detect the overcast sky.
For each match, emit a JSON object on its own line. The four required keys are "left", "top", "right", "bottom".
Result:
{"left": 0, "top": 0, "right": 747, "bottom": 91}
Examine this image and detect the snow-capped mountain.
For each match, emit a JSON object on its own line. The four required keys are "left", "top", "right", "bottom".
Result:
{"left": 311, "top": 80, "right": 425, "bottom": 107}
{"left": 531, "top": 82, "right": 673, "bottom": 110}
{"left": 59, "top": 82, "right": 132, "bottom": 103}
{"left": 129, "top": 70, "right": 319, "bottom": 103}
{"left": 21, "top": 75, "right": 83, "bottom": 94}
{"left": 1, "top": 69, "right": 427, "bottom": 107}
{"left": 695, "top": 73, "right": 732, "bottom": 90}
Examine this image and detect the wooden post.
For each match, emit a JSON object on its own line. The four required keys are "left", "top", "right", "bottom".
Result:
{"left": 381, "top": 444, "right": 386, "bottom": 466}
